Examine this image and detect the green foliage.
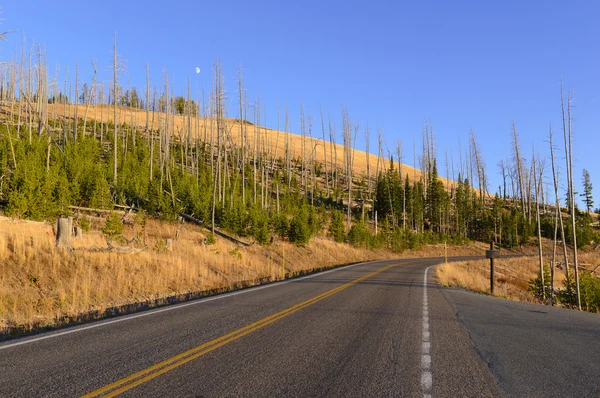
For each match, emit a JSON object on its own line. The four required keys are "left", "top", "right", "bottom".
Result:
{"left": 329, "top": 210, "right": 346, "bottom": 243}
{"left": 102, "top": 212, "right": 123, "bottom": 238}
{"left": 580, "top": 169, "right": 594, "bottom": 215}
{"left": 0, "top": 105, "right": 564, "bottom": 257}
{"left": 288, "top": 207, "right": 312, "bottom": 246}
{"left": 134, "top": 211, "right": 147, "bottom": 228}
{"left": 562, "top": 215, "right": 598, "bottom": 248}
{"left": 78, "top": 217, "right": 90, "bottom": 232}
{"left": 528, "top": 263, "right": 552, "bottom": 301}
{"left": 229, "top": 247, "right": 242, "bottom": 260}
{"left": 347, "top": 221, "right": 371, "bottom": 248}
{"left": 153, "top": 239, "right": 168, "bottom": 252}
{"left": 579, "top": 271, "right": 600, "bottom": 313}
{"left": 557, "top": 270, "right": 600, "bottom": 312}
{"left": 557, "top": 271, "right": 577, "bottom": 309}
{"left": 273, "top": 213, "right": 290, "bottom": 240}
{"left": 251, "top": 209, "right": 271, "bottom": 245}
{"left": 205, "top": 233, "right": 217, "bottom": 245}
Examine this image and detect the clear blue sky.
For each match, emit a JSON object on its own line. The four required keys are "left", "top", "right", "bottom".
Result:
{"left": 3, "top": 0, "right": 599, "bottom": 206}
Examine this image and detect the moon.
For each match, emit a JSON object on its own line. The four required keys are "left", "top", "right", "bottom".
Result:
{"left": 195, "top": 67, "right": 200, "bottom": 74}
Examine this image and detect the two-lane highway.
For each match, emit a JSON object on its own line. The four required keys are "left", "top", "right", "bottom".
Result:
{"left": 1, "top": 257, "right": 598, "bottom": 397}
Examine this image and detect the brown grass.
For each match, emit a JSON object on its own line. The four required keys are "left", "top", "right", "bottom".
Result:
{"left": 0, "top": 216, "right": 387, "bottom": 334}
{"left": 0, "top": 214, "right": 494, "bottom": 335}
{"left": 436, "top": 245, "right": 600, "bottom": 303}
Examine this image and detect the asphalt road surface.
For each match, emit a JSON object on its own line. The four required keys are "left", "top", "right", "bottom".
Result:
{"left": 1, "top": 256, "right": 598, "bottom": 397}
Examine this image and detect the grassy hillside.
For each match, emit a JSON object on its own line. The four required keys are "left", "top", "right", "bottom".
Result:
{"left": 39, "top": 103, "right": 453, "bottom": 188}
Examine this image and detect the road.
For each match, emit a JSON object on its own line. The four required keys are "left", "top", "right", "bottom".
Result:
{"left": 0, "top": 257, "right": 598, "bottom": 397}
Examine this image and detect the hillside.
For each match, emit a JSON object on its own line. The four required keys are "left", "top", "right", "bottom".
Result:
{"left": 38, "top": 103, "right": 453, "bottom": 189}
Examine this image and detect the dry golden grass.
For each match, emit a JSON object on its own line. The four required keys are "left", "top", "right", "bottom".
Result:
{"left": 437, "top": 257, "right": 542, "bottom": 302}
{"left": 436, "top": 245, "right": 600, "bottom": 303}
{"left": 0, "top": 214, "right": 495, "bottom": 335}
{"left": 0, "top": 215, "right": 394, "bottom": 334}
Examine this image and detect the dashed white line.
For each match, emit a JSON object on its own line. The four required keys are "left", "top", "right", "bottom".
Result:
{"left": 421, "top": 266, "right": 433, "bottom": 397}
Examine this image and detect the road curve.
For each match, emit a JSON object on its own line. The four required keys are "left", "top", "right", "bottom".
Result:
{"left": 0, "top": 256, "right": 598, "bottom": 397}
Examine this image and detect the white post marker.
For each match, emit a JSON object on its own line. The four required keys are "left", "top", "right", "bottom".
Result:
{"left": 422, "top": 266, "right": 433, "bottom": 397}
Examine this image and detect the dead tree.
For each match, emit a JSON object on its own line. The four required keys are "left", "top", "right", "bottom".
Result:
{"left": 56, "top": 217, "right": 72, "bottom": 251}
{"left": 82, "top": 61, "right": 97, "bottom": 137}
{"left": 342, "top": 106, "right": 353, "bottom": 227}
{"left": 397, "top": 139, "right": 406, "bottom": 228}
{"left": 470, "top": 129, "right": 487, "bottom": 209}
{"left": 237, "top": 67, "right": 245, "bottom": 204}
{"left": 532, "top": 153, "right": 545, "bottom": 300}
{"left": 562, "top": 86, "right": 581, "bottom": 310}
{"left": 320, "top": 106, "right": 329, "bottom": 197}
{"left": 73, "top": 59, "right": 79, "bottom": 141}
{"left": 112, "top": 33, "right": 119, "bottom": 184}
{"left": 511, "top": 122, "right": 526, "bottom": 217}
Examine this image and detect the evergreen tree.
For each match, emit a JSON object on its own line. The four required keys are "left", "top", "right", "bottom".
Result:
{"left": 329, "top": 210, "right": 345, "bottom": 243}
{"left": 581, "top": 169, "right": 594, "bottom": 216}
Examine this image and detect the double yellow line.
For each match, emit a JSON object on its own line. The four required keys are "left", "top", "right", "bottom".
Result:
{"left": 83, "top": 262, "right": 397, "bottom": 397}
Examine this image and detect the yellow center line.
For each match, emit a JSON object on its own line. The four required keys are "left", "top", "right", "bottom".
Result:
{"left": 82, "top": 262, "right": 397, "bottom": 397}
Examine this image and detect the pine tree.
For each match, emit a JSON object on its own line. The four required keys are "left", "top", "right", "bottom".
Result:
{"left": 580, "top": 169, "right": 593, "bottom": 216}
{"left": 329, "top": 210, "right": 346, "bottom": 243}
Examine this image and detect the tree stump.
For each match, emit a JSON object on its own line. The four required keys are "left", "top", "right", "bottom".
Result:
{"left": 166, "top": 238, "right": 173, "bottom": 251}
{"left": 56, "top": 217, "right": 72, "bottom": 251}
{"left": 74, "top": 226, "right": 83, "bottom": 239}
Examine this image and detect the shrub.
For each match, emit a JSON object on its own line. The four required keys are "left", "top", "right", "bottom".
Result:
{"left": 579, "top": 271, "right": 600, "bottom": 313}
{"left": 288, "top": 209, "right": 311, "bottom": 246}
{"left": 329, "top": 210, "right": 345, "bottom": 243}
{"left": 348, "top": 221, "right": 371, "bottom": 248}
{"left": 528, "top": 263, "right": 552, "bottom": 301}
{"left": 102, "top": 212, "right": 123, "bottom": 239}
{"left": 273, "top": 213, "right": 289, "bottom": 240}
{"left": 78, "top": 217, "right": 90, "bottom": 232}
{"left": 205, "top": 233, "right": 217, "bottom": 245}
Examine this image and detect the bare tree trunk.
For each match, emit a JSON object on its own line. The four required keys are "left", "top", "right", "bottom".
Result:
{"left": 533, "top": 154, "right": 544, "bottom": 300}
{"left": 512, "top": 122, "right": 526, "bottom": 217}
{"left": 253, "top": 100, "right": 258, "bottom": 205}
{"left": 4, "top": 121, "right": 17, "bottom": 168}
{"left": 365, "top": 123, "right": 371, "bottom": 201}
{"left": 397, "top": 140, "right": 405, "bottom": 228}
{"left": 112, "top": 34, "right": 119, "bottom": 184}
{"left": 17, "top": 34, "right": 24, "bottom": 141}
{"left": 308, "top": 115, "right": 315, "bottom": 206}
{"left": 550, "top": 121, "right": 572, "bottom": 301}
{"left": 330, "top": 115, "right": 337, "bottom": 198}
{"left": 551, "top": 202, "right": 558, "bottom": 305}
{"left": 342, "top": 107, "right": 352, "bottom": 227}
{"left": 563, "top": 88, "right": 581, "bottom": 310}
{"left": 320, "top": 106, "right": 329, "bottom": 198}
{"left": 56, "top": 217, "right": 72, "bottom": 251}
{"left": 285, "top": 108, "right": 291, "bottom": 190}
{"left": 149, "top": 90, "right": 156, "bottom": 182}
{"left": 238, "top": 68, "right": 245, "bottom": 204}
{"left": 300, "top": 104, "right": 306, "bottom": 195}
{"left": 82, "top": 61, "right": 97, "bottom": 137}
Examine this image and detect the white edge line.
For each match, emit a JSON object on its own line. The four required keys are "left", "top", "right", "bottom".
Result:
{"left": 422, "top": 265, "right": 433, "bottom": 397}
{"left": 0, "top": 258, "right": 398, "bottom": 350}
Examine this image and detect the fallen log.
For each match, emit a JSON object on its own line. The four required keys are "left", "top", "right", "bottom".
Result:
{"left": 179, "top": 213, "right": 250, "bottom": 247}
{"left": 68, "top": 205, "right": 126, "bottom": 215}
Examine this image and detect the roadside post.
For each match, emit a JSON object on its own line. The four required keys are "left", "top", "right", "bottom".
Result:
{"left": 445, "top": 241, "right": 448, "bottom": 264}
{"left": 486, "top": 241, "right": 500, "bottom": 294}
